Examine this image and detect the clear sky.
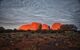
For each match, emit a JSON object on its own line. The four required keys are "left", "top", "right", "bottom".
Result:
{"left": 0, "top": 0, "right": 80, "bottom": 29}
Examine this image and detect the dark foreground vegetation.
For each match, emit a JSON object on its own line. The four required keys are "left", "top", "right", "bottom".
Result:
{"left": 0, "top": 26, "right": 80, "bottom": 50}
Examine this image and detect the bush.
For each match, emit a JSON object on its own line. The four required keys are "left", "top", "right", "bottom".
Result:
{"left": 64, "top": 31, "right": 76, "bottom": 37}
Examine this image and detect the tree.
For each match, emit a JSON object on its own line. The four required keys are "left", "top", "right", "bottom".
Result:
{"left": 60, "top": 24, "right": 77, "bottom": 31}
{"left": 13, "top": 28, "right": 18, "bottom": 32}
{"left": 0, "top": 27, "right": 5, "bottom": 33}
{"left": 0, "top": 27, "right": 5, "bottom": 30}
{"left": 6, "top": 29, "right": 13, "bottom": 33}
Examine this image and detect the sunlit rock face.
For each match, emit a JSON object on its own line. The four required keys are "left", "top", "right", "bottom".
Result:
{"left": 18, "top": 24, "right": 31, "bottom": 31}
{"left": 30, "top": 22, "right": 42, "bottom": 31}
{"left": 18, "top": 22, "right": 41, "bottom": 31}
{"left": 51, "top": 23, "right": 62, "bottom": 30}
{"left": 42, "top": 24, "right": 50, "bottom": 30}
{"left": 18, "top": 22, "right": 63, "bottom": 31}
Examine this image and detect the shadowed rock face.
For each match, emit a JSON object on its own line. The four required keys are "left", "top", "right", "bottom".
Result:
{"left": 51, "top": 23, "right": 62, "bottom": 30}
{"left": 42, "top": 24, "right": 50, "bottom": 30}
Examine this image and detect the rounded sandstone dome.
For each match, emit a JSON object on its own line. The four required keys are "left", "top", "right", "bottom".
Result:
{"left": 18, "top": 24, "right": 31, "bottom": 31}
{"left": 42, "top": 24, "right": 50, "bottom": 30}
{"left": 51, "top": 23, "right": 62, "bottom": 30}
{"left": 30, "top": 22, "right": 42, "bottom": 31}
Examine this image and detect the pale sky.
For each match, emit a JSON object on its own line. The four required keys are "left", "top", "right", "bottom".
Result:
{"left": 0, "top": 0, "right": 80, "bottom": 29}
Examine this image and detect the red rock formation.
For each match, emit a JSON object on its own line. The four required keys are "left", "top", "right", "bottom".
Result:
{"left": 18, "top": 24, "right": 30, "bottom": 31}
{"left": 30, "top": 22, "right": 41, "bottom": 31}
{"left": 51, "top": 23, "right": 62, "bottom": 30}
{"left": 18, "top": 22, "right": 63, "bottom": 31}
{"left": 42, "top": 24, "right": 50, "bottom": 30}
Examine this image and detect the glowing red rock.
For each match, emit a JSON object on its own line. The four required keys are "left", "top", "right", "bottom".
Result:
{"left": 18, "top": 24, "right": 30, "bottom": 31}
{"left": 42, "top": 24, "right": 50, "bottom": 30}
{"left": 30, "top": 22, "right": 41, "bottom": 31}
{"left": 51, "top": 23, "right": 62, "bottom": 30}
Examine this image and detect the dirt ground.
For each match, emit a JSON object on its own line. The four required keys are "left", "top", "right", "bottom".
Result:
{"left": 0, "top": 32, "right": 80, "bottom": 50}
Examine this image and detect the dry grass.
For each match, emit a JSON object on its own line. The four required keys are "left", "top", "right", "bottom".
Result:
{"left": 0, "top": 32, "right": 80, "bottom": 50}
